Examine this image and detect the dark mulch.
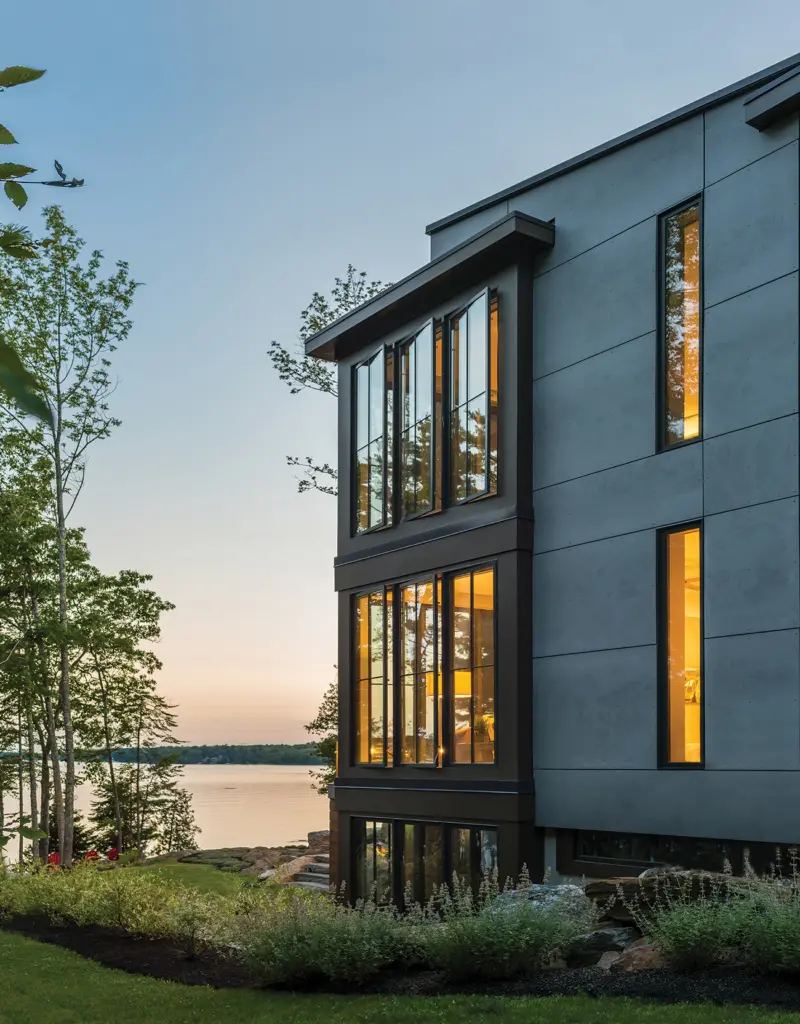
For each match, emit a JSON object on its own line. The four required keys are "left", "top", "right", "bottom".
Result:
{"left": 4, "top": 915, "right": 800, "bottom": 1009}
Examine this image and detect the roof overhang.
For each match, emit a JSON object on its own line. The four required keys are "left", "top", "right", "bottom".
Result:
{"left": 744, "top": 66, "right": 800, "bottom": 129}
{"left": 304, "top": 211, "right": 554, "bottom": 362}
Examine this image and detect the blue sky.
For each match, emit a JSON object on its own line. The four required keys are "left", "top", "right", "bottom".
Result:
{"left": 4, "top": 1, "right": 800, "bottom": 742}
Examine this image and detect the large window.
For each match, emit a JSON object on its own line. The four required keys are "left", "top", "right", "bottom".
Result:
{"left": 451, "top": 568, "right": 495, "bottom": 763}
{"left": 352, "top": 293, "right": 497, "bottom": 534}
{"left": 450, "top": 291, "right": 499, "bottom": 501}
{"left": 661, "top": 203, "right": 701, "bottom": 447}
{"left": 354, "top": 351, "right": 391, "bottom": 531}
{"left": 355, "top": 590, "right": 393, "bottom": 764}
{"left": 354, "top": 566, "right": 495, "bottom": 767}
{"left": 661, "top": 524, "right": 702, "bottom": 765}
{"left": 354, "top": 818, "right": 498, "bottom": 903}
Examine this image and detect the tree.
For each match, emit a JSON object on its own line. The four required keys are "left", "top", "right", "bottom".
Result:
{"left": 0, "top": 206, "right": 138, "bottom": 864}
{"left": 268, "top": 265, "right": 389, "bottom": 496}
{"left": 304, "top": 674, "right": 337, "bottom": 794}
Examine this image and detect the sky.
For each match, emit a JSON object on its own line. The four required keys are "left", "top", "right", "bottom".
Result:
{"left": 4, "top": 1, "right": 800, "bottom": 743}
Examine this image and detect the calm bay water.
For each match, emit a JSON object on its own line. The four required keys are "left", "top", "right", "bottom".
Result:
{"left": 8, "top": 764, "right": 328, "bottom": 858}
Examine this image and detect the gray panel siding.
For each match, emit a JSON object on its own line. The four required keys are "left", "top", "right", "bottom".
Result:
{"left": 534, "top": 445, "right": 702, "bottom": 554}
{"left": 429, "top": 200, "right": 509, "bottom": 259}
{"left": 703, "top": 416, "right": 799, "bottom": 516}
{"left": 533, "top": 646, "right": 657, "bottom": 769}
{"left": 532, "top": 219, "right": 656, "bottom": 378}
{"left": 705, "top": 630, "right": 800, "bottom": 770}
{"left": 703, "top": 142, "right": 799, "bottom": 308}
{"left": 534, "top": 769, "right": 800, "bottom": 844}
{"left": 533, "top": 530, "right": 656, "bottom": 658}
{"left": 704, "top": 90, "right": 798, "bottom": 186}
{"left": 533, "top": 333, "right": 655, "bottom": 489}
{"left": 704, "top": 498, "right": 800, "bottom": 638}
{"left": 703, "top": 274, "right": 799, "bottom": 438}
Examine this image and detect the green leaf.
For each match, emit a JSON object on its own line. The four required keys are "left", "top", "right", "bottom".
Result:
{"left": 4, "top": 181, "right": 27, "bottom": 210}
{"left": 0, "top": 163, "right": 35, "bottom": 180}
{"left": 0, "top": 335, "right": 54, "bottom": 427}
{"left": 18, "top": 825, "right": 46, "bottom": 840}
{"left": 0, "top": 836, "right": 9, "bottom": 849}
{"left": 0, "top": 226, "right": 37, "bottom": 259}
{"left": 0, "top": 66, "right": 46, "bottom": 89}
{"left": 0, "top": 125, "right": 17, "bottom": 145}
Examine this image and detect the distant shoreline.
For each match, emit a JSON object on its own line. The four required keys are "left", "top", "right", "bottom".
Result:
{"left": 71, "top": 743, "right": 324, "bottom": 767}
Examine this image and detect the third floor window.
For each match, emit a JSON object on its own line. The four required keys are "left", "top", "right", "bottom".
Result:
{"left": 353, "top": 290, "right": 498, "bottom": 534}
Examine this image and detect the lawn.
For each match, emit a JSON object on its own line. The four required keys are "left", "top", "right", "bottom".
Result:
{"left": 130, "top": 858, "right": 248, "bottom": 895}
{"left": 1, "top": 932, "right": 800, "bottom": 1024}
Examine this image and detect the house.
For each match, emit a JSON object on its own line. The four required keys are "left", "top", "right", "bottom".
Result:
{"left": 305, "top": 52, "right": 800, "bottom": 902}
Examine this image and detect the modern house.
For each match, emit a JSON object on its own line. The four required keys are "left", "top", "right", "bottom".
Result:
{"left": 306, "top": 52, "right": 800, "bottom": 903}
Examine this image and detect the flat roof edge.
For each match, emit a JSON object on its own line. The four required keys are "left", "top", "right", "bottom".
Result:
{"left": 426, "top": 50, "right": 800, "bottom": 237}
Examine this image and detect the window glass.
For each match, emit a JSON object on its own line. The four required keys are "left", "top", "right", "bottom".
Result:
{"left": 450, "top": 567, "right": 496, "bottom": 764}
{"left": 355, "top": 590, "right": 388, "bottom": 764}
{"left": 665, "top": 526, "right": 702, "bottom": 763}
{"left": 355, "top": 820, "right": 392, "bottom": 903}
{"left": 354, "top": 352, "right": 387, "bottom": 532}
{"left": 400, "top": 580, "right": 437, "bottom": 763}
{"left": 479, "top": 829, "right": 498, "bottom": 876}
{"left": 450, "top": 292, "right": 496, "bottom": 501}
{"left": 663, "top": 205, "right": 701, "bottom": 446}
{"left": 400, "top": 324, "right": 434, "bottom": 517}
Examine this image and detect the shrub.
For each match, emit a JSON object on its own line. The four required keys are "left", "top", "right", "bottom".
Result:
{"left": 235, "top": 893, "right": 419, "bottom": 987}
{"left": 643, "top": 900, "right": 752, "bottom": 971}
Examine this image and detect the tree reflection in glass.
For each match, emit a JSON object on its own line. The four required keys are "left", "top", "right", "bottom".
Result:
{"left": 663, "top": 205, "right": 700, "bottom": 446}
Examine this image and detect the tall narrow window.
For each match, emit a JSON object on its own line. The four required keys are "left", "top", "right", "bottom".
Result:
{"left": 662, "top": 204, "right": 701, "bottom": 447}
{"left": 662, "top": 525, "right": 702, "bottom": 764}
{"left": 400, "top": 323, "right": 434, "bottom": 517}
{"left": 354, "top": 351, "right": 387, "bottom": 531}
{"left": 450, "top": 567, "right": 495, "bottom": 763}
{"left": 400, "top": 579, "right": 439, "bottom": 763}
{"left": 355, "top": 589, "right": 392, "bottom": 764}
{"left": 354, "top": 820, "right": 392, "bottom": 902}
{"left": 450, "top": 292, "right": 498, "bottom": 501}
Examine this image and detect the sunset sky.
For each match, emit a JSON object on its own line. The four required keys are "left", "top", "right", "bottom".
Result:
{"left": 5, "top": 1, "right": 800, "bottom": 743}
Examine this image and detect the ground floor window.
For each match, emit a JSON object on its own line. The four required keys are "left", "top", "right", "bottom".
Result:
{"left": 353, "top": 818, "right": 497, "bottom": 903}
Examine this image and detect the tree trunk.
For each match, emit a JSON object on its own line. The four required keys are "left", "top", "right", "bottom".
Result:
{"left": 54, "top": 442, "right": 75, "bottom": 867}
{"left": 134, "top": 715, "right": 143, "bottom": 854}
{"left": 93, "top": 654, "right": 123, "bottom": 851}
{"left": 26, "top": 705, "right": 38, "bottom": 862}
{"left": 17, "top": 702, "right": 24, "bottom": 866}
{"left": 30, "top": 591, "right": 64, "bottom": 857}
{"left": 38, "top": 734, "right": 50, "bottom": 862}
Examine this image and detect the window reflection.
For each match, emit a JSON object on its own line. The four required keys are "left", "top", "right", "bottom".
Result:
{"left": 451, "top": 568, "right": 496, "bottom": 764}
{"left": 665, "top": 526, "right": 702, "bottom": 763}
{"left": 355, "top": 820, "right": 392, "bottom": 903}
{"left": 400, "top": 324, "right": 435, "bottom": 516}
{"left": 355, "top": 590, "right": 391, "bottom": 764}
{"left": 400, "top": 580, "right": 438, "bottom": 764}
{"left": 450, "top": 292, "right": 498, "bottom": 501}
{"left": 355, "top": 352, "right": 387, "bottom": 531}
{"left": 663, "top": 205, "right": 701, "bottom": 446}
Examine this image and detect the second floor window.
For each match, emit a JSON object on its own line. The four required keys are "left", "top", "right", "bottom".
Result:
{"left": 353, "top": 292, "right": 497, "bottom": 534}
{"left": 661, "top": 202, "right": 701, "bottom": 447}
{"left": 354, "top": 565, "right": 496, "bottom": 766}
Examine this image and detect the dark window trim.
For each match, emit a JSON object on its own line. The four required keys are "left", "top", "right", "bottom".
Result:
{"left": 396, "top": 318, "right": 438, "bottom": 523}
{"left": 656, "top": 194, "right": 704, "bottom": 453}
{"left": 447, "top": 287, "right": 495, "bottom": 506}
{"left": 351, "top": 559, "right": 499, "bottom": 771}
{"left": 657, "top": 520, "right": 705, "bottom": 769}
{"left": 352, "top": 347, "right": 391, "bottom": 537}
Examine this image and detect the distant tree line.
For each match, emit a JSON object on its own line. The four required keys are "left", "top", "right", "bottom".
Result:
{"left": 75, "top": 743, "right": 323, "bottom": 766}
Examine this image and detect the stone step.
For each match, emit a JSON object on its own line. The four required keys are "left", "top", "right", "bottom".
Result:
{"left": 294, "top": 869, "right": 330, "bottom": 883}
{"left": 314, "top": 854, "right": 330, "bottom": 864}
{"left": 305, "top": 862, "right": 329, "bottom": 875}
{"left": 292, "top": 872, "right": 330, "bottom": 891}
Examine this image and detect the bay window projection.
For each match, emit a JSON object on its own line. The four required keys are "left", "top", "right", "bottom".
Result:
{"left": 354, "top": 351, "right": 388, "bottom": 532}
{"left": 662, "top": 204, "right": 701, "bottom": 446}
{"left": 663, "top": 526, "right": 702, "bottom": 764}
{"left": 355, "top": 590, "right": 392, "bottom": 765}
{"left": 451, "top": 567, "right": 496, "bottom": 764}
{"left": 450, "top": 292, "right": 499, "bottom": 501}
{"left": 400, "top": 579, "right": 441, "bottom": 764}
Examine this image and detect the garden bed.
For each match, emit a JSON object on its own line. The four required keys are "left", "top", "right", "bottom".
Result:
{"left": 5, "top": 914, "right": 800, "bottom": 1010}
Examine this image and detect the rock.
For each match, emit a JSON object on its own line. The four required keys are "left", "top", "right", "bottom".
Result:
{"left": 307, "top": 830, "right": 330, "bottom": 854}
{"left": 596, "top": 951, "right": 622, "bottom": 970}
{"left": 565, "top": 925, "right": 641, "bottom": 966}
{"left": 496, "top": 884, "right": 595, "bottom": 924}
{"left": 609, "top": 944, "right": 667, "bottom": 972}
{"left": 638, "top": 864, "right": 684, "bottom": 878}
{"left": 584, "top": 870, "right": 758, "bottom": 924}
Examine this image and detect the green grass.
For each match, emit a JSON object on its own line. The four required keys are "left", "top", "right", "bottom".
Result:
{"left": 1, "top": 931, "right": 800, "bottom": 1024}
{"left": 130, "top": 858, "right": 248, "bottom": 896}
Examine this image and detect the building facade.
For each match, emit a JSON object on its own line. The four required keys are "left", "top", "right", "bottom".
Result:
{"left": 306, "top": 54, "right": 800, "bottom": 900}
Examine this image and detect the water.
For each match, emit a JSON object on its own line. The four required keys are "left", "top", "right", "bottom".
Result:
{"left": 7, "top": 764, "right": 328, "bottom": 857}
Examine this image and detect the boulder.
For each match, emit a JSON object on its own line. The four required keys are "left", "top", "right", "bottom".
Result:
{"left": 565, "top": 925, "right": 641, "bottom": 966}
{"left": 584, "top": 870, "right": 760, "bottom": 923}
{"left": 596, "top": 951, "right": 622, "bottom": 970}
{"left": 497, "top": 883, "right": 595, "bottom": 924}
{"left": 307, "top": 830, "right": 330, "bottom": 854}
{"left": 609, "top": 944, "right": 667, "bottom": 972}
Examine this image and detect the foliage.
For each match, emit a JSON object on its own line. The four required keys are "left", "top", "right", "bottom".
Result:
{"left": 79, "top": 742, "right": 323, "bottom": 765}
{"left": 268, "top": 265, "right": 390, "bottom": 497}
{"left": 304, "top": 675, "right": 337, "bottom": 792}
